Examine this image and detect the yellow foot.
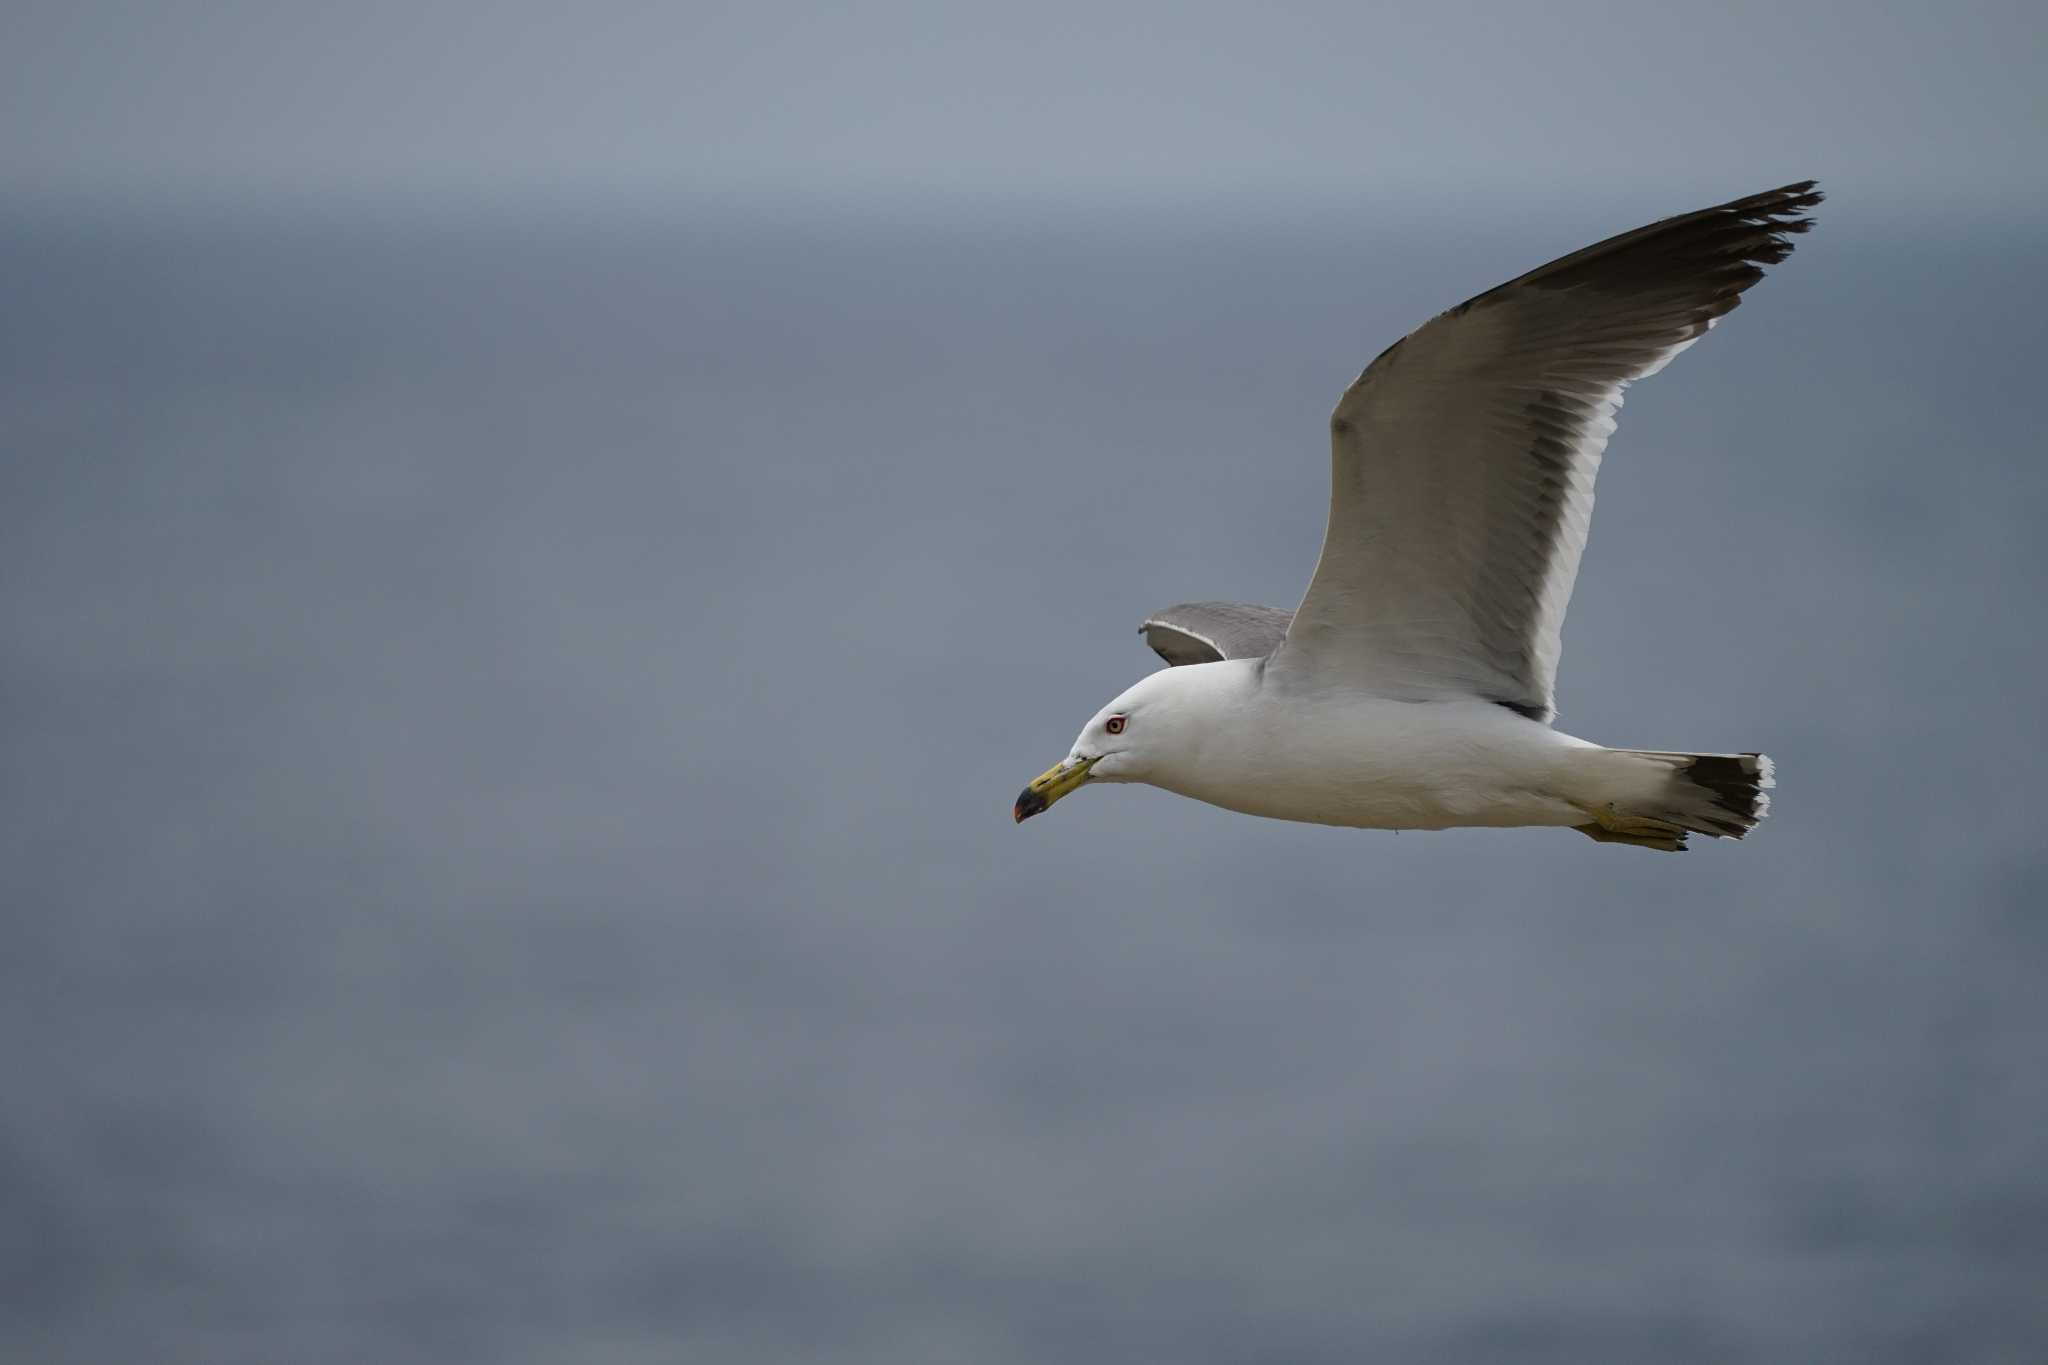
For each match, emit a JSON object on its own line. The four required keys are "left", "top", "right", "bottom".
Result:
{"left": 1573, "top": 804, "right": 1689, "bottom": 852}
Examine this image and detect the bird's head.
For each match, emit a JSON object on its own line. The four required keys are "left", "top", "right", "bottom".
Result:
{"left": 1012, "top": 662, "right": 1246, "bottom": 823}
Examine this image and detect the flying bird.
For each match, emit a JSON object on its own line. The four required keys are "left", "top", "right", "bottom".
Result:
{"left": 1013, "top": 182, "right": 1820, "bottom": 851}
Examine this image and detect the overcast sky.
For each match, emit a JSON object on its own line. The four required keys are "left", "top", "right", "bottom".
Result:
{"left": 3, "top": 0, "right": 2043, "bottom": 210}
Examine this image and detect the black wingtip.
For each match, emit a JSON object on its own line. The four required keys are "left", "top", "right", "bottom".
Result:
{"left": 1450, "top": 179, "right": 1826, "bottom": 322}
{"left": 1731, "top": 181, "right": 1826, "bottom": 243}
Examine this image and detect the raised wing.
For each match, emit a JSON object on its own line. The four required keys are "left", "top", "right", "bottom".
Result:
{"left": 1277, "top": 181, "right": 1821, "bottom": 722}
{"left": 1140, "top": 601, "right": 1294, "bottom": 666}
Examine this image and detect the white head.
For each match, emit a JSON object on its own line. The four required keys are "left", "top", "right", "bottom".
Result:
{"left": 1012, "top": 660, "right": 1256, "bottom": 822}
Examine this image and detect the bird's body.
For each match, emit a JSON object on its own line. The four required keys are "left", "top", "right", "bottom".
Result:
{"left": 1149, "top": 669, "right": 1599, "bottom": 830}
{"left": 1015, "top": 183, "right": 1817, "bottom": 851}
{"left": 1060, "top": 659, "right": 1755, "bottom": 843}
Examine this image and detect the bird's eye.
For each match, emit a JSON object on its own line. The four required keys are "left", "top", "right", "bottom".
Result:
{"left": 1105, "top": 715, "right": 1127, "bottom": 735}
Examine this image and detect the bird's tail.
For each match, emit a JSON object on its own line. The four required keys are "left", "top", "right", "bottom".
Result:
{"left": 1573, "top": 751, "right": 1774, "bottom": 852}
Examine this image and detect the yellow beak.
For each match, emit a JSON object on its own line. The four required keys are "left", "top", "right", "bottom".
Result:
{"left": 1013, "top": 755, "right": 1098, "bottom": 823}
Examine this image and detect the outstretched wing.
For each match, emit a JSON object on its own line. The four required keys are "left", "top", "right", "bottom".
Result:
{"left": 1277, "top": 181, "right": 1821, "bottom": 722}
{"left": 1140, "top": 601, "right": 1295, "bottom": 666}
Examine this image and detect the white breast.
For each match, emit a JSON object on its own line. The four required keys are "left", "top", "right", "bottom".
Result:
{"left": 1149, "top": 688, "right": 1595, "bottom": 832}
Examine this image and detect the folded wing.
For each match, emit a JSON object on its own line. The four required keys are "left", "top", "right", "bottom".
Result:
{"left": 1278, "top": 181, "right": 1821, "bottom": 721}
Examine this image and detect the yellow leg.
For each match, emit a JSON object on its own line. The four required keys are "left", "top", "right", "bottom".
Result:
{"left": 1573, "top": 803, "right": 1689, "bottom": 852}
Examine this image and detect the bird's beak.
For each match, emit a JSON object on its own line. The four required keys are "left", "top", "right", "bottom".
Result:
{"left": 1013, "top": 755, "right": 1098, "bottom": 823}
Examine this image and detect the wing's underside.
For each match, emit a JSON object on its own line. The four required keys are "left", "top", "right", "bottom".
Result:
{"left": 1277, "top": 181, "right": 1822, "bottom": 722}
{"left": 1141, "top": 601, "right": 1294, "bottom": 666}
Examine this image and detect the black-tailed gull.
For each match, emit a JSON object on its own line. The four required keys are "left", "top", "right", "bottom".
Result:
{"left": 1013, "top": 182, "right": 1821, "bottom": 852}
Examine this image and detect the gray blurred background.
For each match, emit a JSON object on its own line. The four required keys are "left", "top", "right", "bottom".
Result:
{"left": 4, "top": 3, "right": 2045, "bottom": 1362}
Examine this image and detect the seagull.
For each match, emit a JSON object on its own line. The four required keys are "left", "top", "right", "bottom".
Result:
{"left": 1013, "top": 182, "right": 1820, "bottom": 851}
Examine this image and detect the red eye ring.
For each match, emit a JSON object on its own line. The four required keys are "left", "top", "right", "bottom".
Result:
{"left": 1105, "top": 715, "right": 1127, "bottom": 735}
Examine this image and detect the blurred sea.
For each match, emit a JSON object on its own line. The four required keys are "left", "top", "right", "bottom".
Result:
{"left": 3, "top": 195, "right": 2045, "bottom": 1364}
